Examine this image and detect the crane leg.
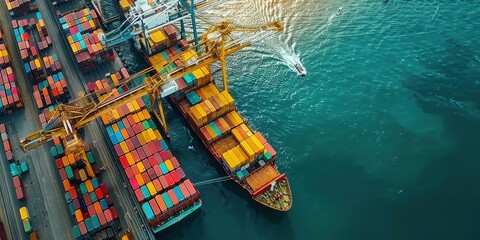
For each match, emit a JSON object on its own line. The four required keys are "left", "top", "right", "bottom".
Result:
{"left": 153, "top": 99, "right": 170, "bottom": 139}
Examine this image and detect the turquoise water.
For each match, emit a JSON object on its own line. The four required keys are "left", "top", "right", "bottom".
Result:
{"left": 126, "top": 0, "right": 480, "bottom": 239}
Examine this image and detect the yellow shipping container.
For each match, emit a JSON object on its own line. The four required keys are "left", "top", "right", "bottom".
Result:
{"left": 19, "top": 207, "right": 29, "bottom": 220}
{"left": 71, "top": 43, "right": 77, "bottom": 53}
{"left": 250, "top": 135, "right": 265, "bottom": 154}
{"left": 248, "top": 137, "right": 261, "bottom": 155}
{"left": 111, "top": 74, "right": 118, "bottom": 84}
{"left": 227, "top": 111, "right": 243, "bottom": 126}
{"left": 224, "top": 150, "right": 239, "bottom": 170}
{"left": 137, "top": 162, "right": 145, "bottom": 173}
{"left": 137, "top": 133, "right": 146, "bottom": 145}
{"left": 165, "top": 160, "right": 174, "bottom": 171}
{"left": 231, "top": 147, "right": 245, "bottom": 166}
{"left": 142, "top": 109, "right": 151, "bottom": 120}
{"left": 132, "top": 99, "right": 140, "bottom": 111}
{"left": 119, "top": 141, "right": 129, "bottom": 153}
{"left": 132, "top": 114, "right": 140, "bottom": 124}
{"left": 125, "top": 102, "right": 134, "bottom": 113}
{"left": 142, "top": 130, "right": 151, "bottom": 143}
{"left": 154, "top": 129, "right": 163, "bottom": 141}
{"left": 147, "top": 182, "right": 157, "bottom": 196}
{"left": 112, "top": 109, "right": 120, "bottom": 120}
{"left": 237, "top": 145, "right": 251, "bottom": 165}
{"left": 239, "top": 140, "right": 255, "bottom": 161}
{"left": 240, "top": 124, "right": 253, "bottom": 137}
{"left": 67, "top": 35, "right": 74, "bottom": 44}
{"left": 137, "top": 111, "right": 145, "bottom": 121}
{"left": 147, "top": 128, "right": 156, "bottom": 141}
{"left": 231, "top": 128, "right": 244, "bottom": 142}
{"left": 125, "top": 152, "right": 135, "bottom": 166}
{"left": 112, "top": 123, "right": 119, "bottom": 132}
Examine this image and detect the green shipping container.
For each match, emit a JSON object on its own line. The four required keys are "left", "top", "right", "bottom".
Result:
{"left": 140, "top": 185, "right": 150, "bottom": 199}
{"left": 92, "top": 215, "right": 100, "bottom": 230}
{"left": 85, "top": 218, "right": 94, "bottom": 233}
{"left": 20, "top": 162, "right": 29, "bottom": 173}
{"left": 22, "top": 219, "right": 32, "bottom": 233}
{"left": 86, "top": 151, "right": 95, "bottom": 164}
{"left": 65, "top": 166, "right": 74, "bottom": 179}
{"left": 72, "top": 225, "right": 81, "bottom": 238}
{"left": 50, "top": 146, "right": 57, "bottom": 157}
{"left": 161, "top": 193, "right": 173, "bottom": 209}
{"left": 141, "top": 202, "right": 154, "bottom": 220}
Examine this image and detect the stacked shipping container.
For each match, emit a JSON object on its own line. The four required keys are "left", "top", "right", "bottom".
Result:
{"left": 58, "top": 8, "right": 114, "bottom": 72}
{"left": 101, "top": 95, "right": 201, "bottom": 228}
{"left": 12, "top": 13, "right": 71, "bottom": 111}
{"left": 141, "top": 25, "right": 179, "bottom": 56}
{"left": 50, "top": 137, "right": 119, "bottom": 238}
{"left": 1, "top": 123, "right": 26, "bottom": 200}
{"left": 19, "top": 207, "right": 32, "bottom": 233}
{"left": 147, "top": 42, "right": 280, "bottom": 192}
{"left": 5, "top": 0, "right": 37, "bottom": 17}
{"left": 0, "top": 27, "right": 23, "bottom": 114}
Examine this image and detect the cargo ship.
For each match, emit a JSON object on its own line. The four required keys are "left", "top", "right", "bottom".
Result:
{"left": 141, "top": 27, "right": 292, "bottom": 210}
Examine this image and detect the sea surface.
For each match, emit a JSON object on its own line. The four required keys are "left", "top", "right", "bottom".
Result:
{"left": 112, "top": 0, "right": 480, "bottom": 239}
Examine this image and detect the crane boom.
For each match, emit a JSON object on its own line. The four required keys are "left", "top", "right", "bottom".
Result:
{"left": 19, "top": 20, "right": 284, "bottom": 161}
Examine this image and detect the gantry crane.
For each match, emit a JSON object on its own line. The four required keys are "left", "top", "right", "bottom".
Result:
{"left": 19, "top": 20, "right": 284, "bottom": 177}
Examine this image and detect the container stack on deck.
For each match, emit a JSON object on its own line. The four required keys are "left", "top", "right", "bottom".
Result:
{"left": 101, "top": 95, "right": 201, "bottom": 230}
{"left": 34, "top": 12, "right": 52, "bottom": 52}
{"left": 141, "top": 25, "right": 180, "bottom": 56}
{"left": 50, "top": 137, "right": 119, "bottom": 239}
{"left": 58, "top": 8, "right": 114, "bottom": 73}
{"left": 5, "top": 0, "right": 37, "bottom": 17}
{"left": 86, "top": 68, "right": 130, "bottom": 103}
{"left": 0, "top": 27, "right": 23, "bottom": 114}
{"left": 147, "top": 36, "right": 283, "bottom": 201}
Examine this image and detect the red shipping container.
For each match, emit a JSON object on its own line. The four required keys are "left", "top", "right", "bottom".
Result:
{"left": 153, "top": 165, "right": 162, "bottom": 177}
{"left": 98, "top": 211, "right": 107, "bottom": 227}
{"left": 87, "top": 205, "right": 96, "bottom": 217}
{"left": 110, "top": 207, "right": 118, "bottom": 220}
{"left": 170, "top": 170, "right": 180, "bottom": 184}
{"left": 184, "top": 179, "right": 197, "bottom": 195}
{"left": 148, "top": 156, "right": 157, "bottom": 169}
{"left": 69, "top": 186, "right": 78, "bottom": 199}
{"left": 125, "top": 167, "right": 134, "bottom": 179}
{"left": 79, "top": 221, "right": 87, "bottom": 235}
{"left": 149, "top": 199, "right": 160, "bottom": 216}
{"left": 136, "top": 147, "right": 146, "bottom": 160}
{"left": 104, "top": 209, "right": 113, "bottom": 223}
{"left": 119, "top": 156, "right": 129, "bottom": 168}
{"left": 167, "top": 190, "right": 178, "bottom": 205}
{"left": 100, "top": 183, "right": 109, "bottom": 195}
{"left": 147, "top": 168, "right": 156, "bottom": 180}
{"left": 164, "top": 173, "right": 174, "bottom": 187}
{"left": 176, "top": 167, "right": 186, "bottom": 179}
{"left": 159, "top": 176, "right": 168, "bottom": 189}
{"left": 179, "top": 183, "right": 190, "bottom": 199}
{"left": 15, "top": 186, "right": 24, "bottom": 200}
{"left": 141, "top": 172, "right": 150, "bottom": 184}
{"left": 12, "top": 176, "right": 21, "bottom": 188}
{"left": 129, "top": 177, "right": 139, "bottom": 190}
{"left": 153, "top": 153, "right": 162, "bottom": 165}
{"left": 152, "top": 179, "right": 162, "bottom": 192}
{"left": 142, "top": 159, "right": 151, "bottom": 169}
{"left": 95, "top": 188, "right": 104, "bottom": 199}
{"left": 134, "top": 189, "right": 143, "bottom": 202}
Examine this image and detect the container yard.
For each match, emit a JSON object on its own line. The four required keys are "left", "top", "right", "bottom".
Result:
{"left": 0, "top": 0, "right": 293, "bottom": 239}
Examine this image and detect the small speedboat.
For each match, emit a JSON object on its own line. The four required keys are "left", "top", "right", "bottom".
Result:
{"left": 294, "top": 64, "right": 306, "bottom": 76}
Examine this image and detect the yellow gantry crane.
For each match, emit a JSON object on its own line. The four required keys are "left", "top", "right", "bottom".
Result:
{"left": 19, "top": 20, "right": 284, "bottom": 177}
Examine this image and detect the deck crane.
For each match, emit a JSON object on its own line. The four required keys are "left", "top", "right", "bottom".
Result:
{"left": 102, "top": 0, "right": 230, "bottom": 53}
{"left": 19, "top": 20, "right": 284, "bottom": 178}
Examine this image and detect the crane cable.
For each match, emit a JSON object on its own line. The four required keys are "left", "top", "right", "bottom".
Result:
{"left": 193, "top": 176, "right": 232, "bottom": 186}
